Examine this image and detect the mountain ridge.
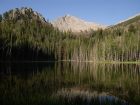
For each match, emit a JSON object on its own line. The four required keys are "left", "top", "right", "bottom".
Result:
{"left": 51, "top": 13, "right": 140, "bottom": 32}
{"left": 51, "top": 14, "right": 107, "bottom": 32}
{"left": 1, "top": 7, "right": 140, "bottom": 32}
{"left": 116, "top": 13, "right": 140, "bottom": 25}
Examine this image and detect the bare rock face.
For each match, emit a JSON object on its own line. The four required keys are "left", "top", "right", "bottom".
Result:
{"left": 51, "top": 14, "right": 107, "bottom": 32}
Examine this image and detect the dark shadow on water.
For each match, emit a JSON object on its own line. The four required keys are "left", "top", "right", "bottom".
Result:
{"left": 0, "top": 61, "right": 139, "bottom": 104}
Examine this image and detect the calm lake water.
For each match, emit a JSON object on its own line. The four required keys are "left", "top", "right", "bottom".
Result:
{"left": 0, "top": 61, "right": 140, "bottom": 104}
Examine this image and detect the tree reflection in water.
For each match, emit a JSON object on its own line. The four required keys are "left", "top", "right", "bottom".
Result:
{"left": 0, "top": 62, "right": 140, "bottom": 104}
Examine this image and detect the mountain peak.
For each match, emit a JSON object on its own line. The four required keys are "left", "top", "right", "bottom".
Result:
{"left": 51, "top": 15, "right": 107, "bottom": 32}
{"left": 65, "top": 14, "right": 71, "bottom": 17}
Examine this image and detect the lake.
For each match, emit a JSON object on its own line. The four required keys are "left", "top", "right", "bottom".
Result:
{"left": 0, "top": 61, "right": 140, "bottom": 105}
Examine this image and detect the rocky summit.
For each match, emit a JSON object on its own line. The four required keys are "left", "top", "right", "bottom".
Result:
{"left": 7, "top": 7, "right": 46, "bottom": 23}
{"left": 51, "top": 14, "right": 107, "bottom": 32}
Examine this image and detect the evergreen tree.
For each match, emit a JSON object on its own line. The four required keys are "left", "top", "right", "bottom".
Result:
{"left": 128, "top": 24, "right": 135, "bottom": 33}
{"left": 0, "top": 14, "right": 2, "bottom": 23}
{"left": 1, "top": 7, "right": 140, "bottom": 61}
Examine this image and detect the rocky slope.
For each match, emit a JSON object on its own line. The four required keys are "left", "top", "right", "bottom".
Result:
{"left": 4, "top": 7, "right": 46, "bottom": 23}
{"left": 51, "top": 14, "right": 107, "bottom": 32}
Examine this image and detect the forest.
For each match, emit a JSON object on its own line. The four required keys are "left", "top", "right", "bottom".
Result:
{"left": 0, "top": 7, "right": 140, "bottom": 62}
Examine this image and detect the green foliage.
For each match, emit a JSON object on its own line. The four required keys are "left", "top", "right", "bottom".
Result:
{"left": 0, "top": 14, "right": 2, "bottom": 23}
{"left": 3, "top": 11, "right": 9, "bottom": 19}
{"left": 128, "top": 24, "right": 135, "bottom": 33}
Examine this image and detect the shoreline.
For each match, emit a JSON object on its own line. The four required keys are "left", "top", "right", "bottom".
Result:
{"left": 0, "top": 60, "right": 140, "bottom": 64}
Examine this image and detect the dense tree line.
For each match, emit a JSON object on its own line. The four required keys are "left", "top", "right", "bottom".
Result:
{"left": 0, "top": 8, "right": 140, "bottom": 61}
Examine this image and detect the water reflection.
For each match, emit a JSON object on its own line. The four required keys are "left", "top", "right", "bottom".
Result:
{"left": 52, "top": 89, "right": 128, "bottom": 105}
{"left": 0, "top": 62, "right": 140, "bottom": 104}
